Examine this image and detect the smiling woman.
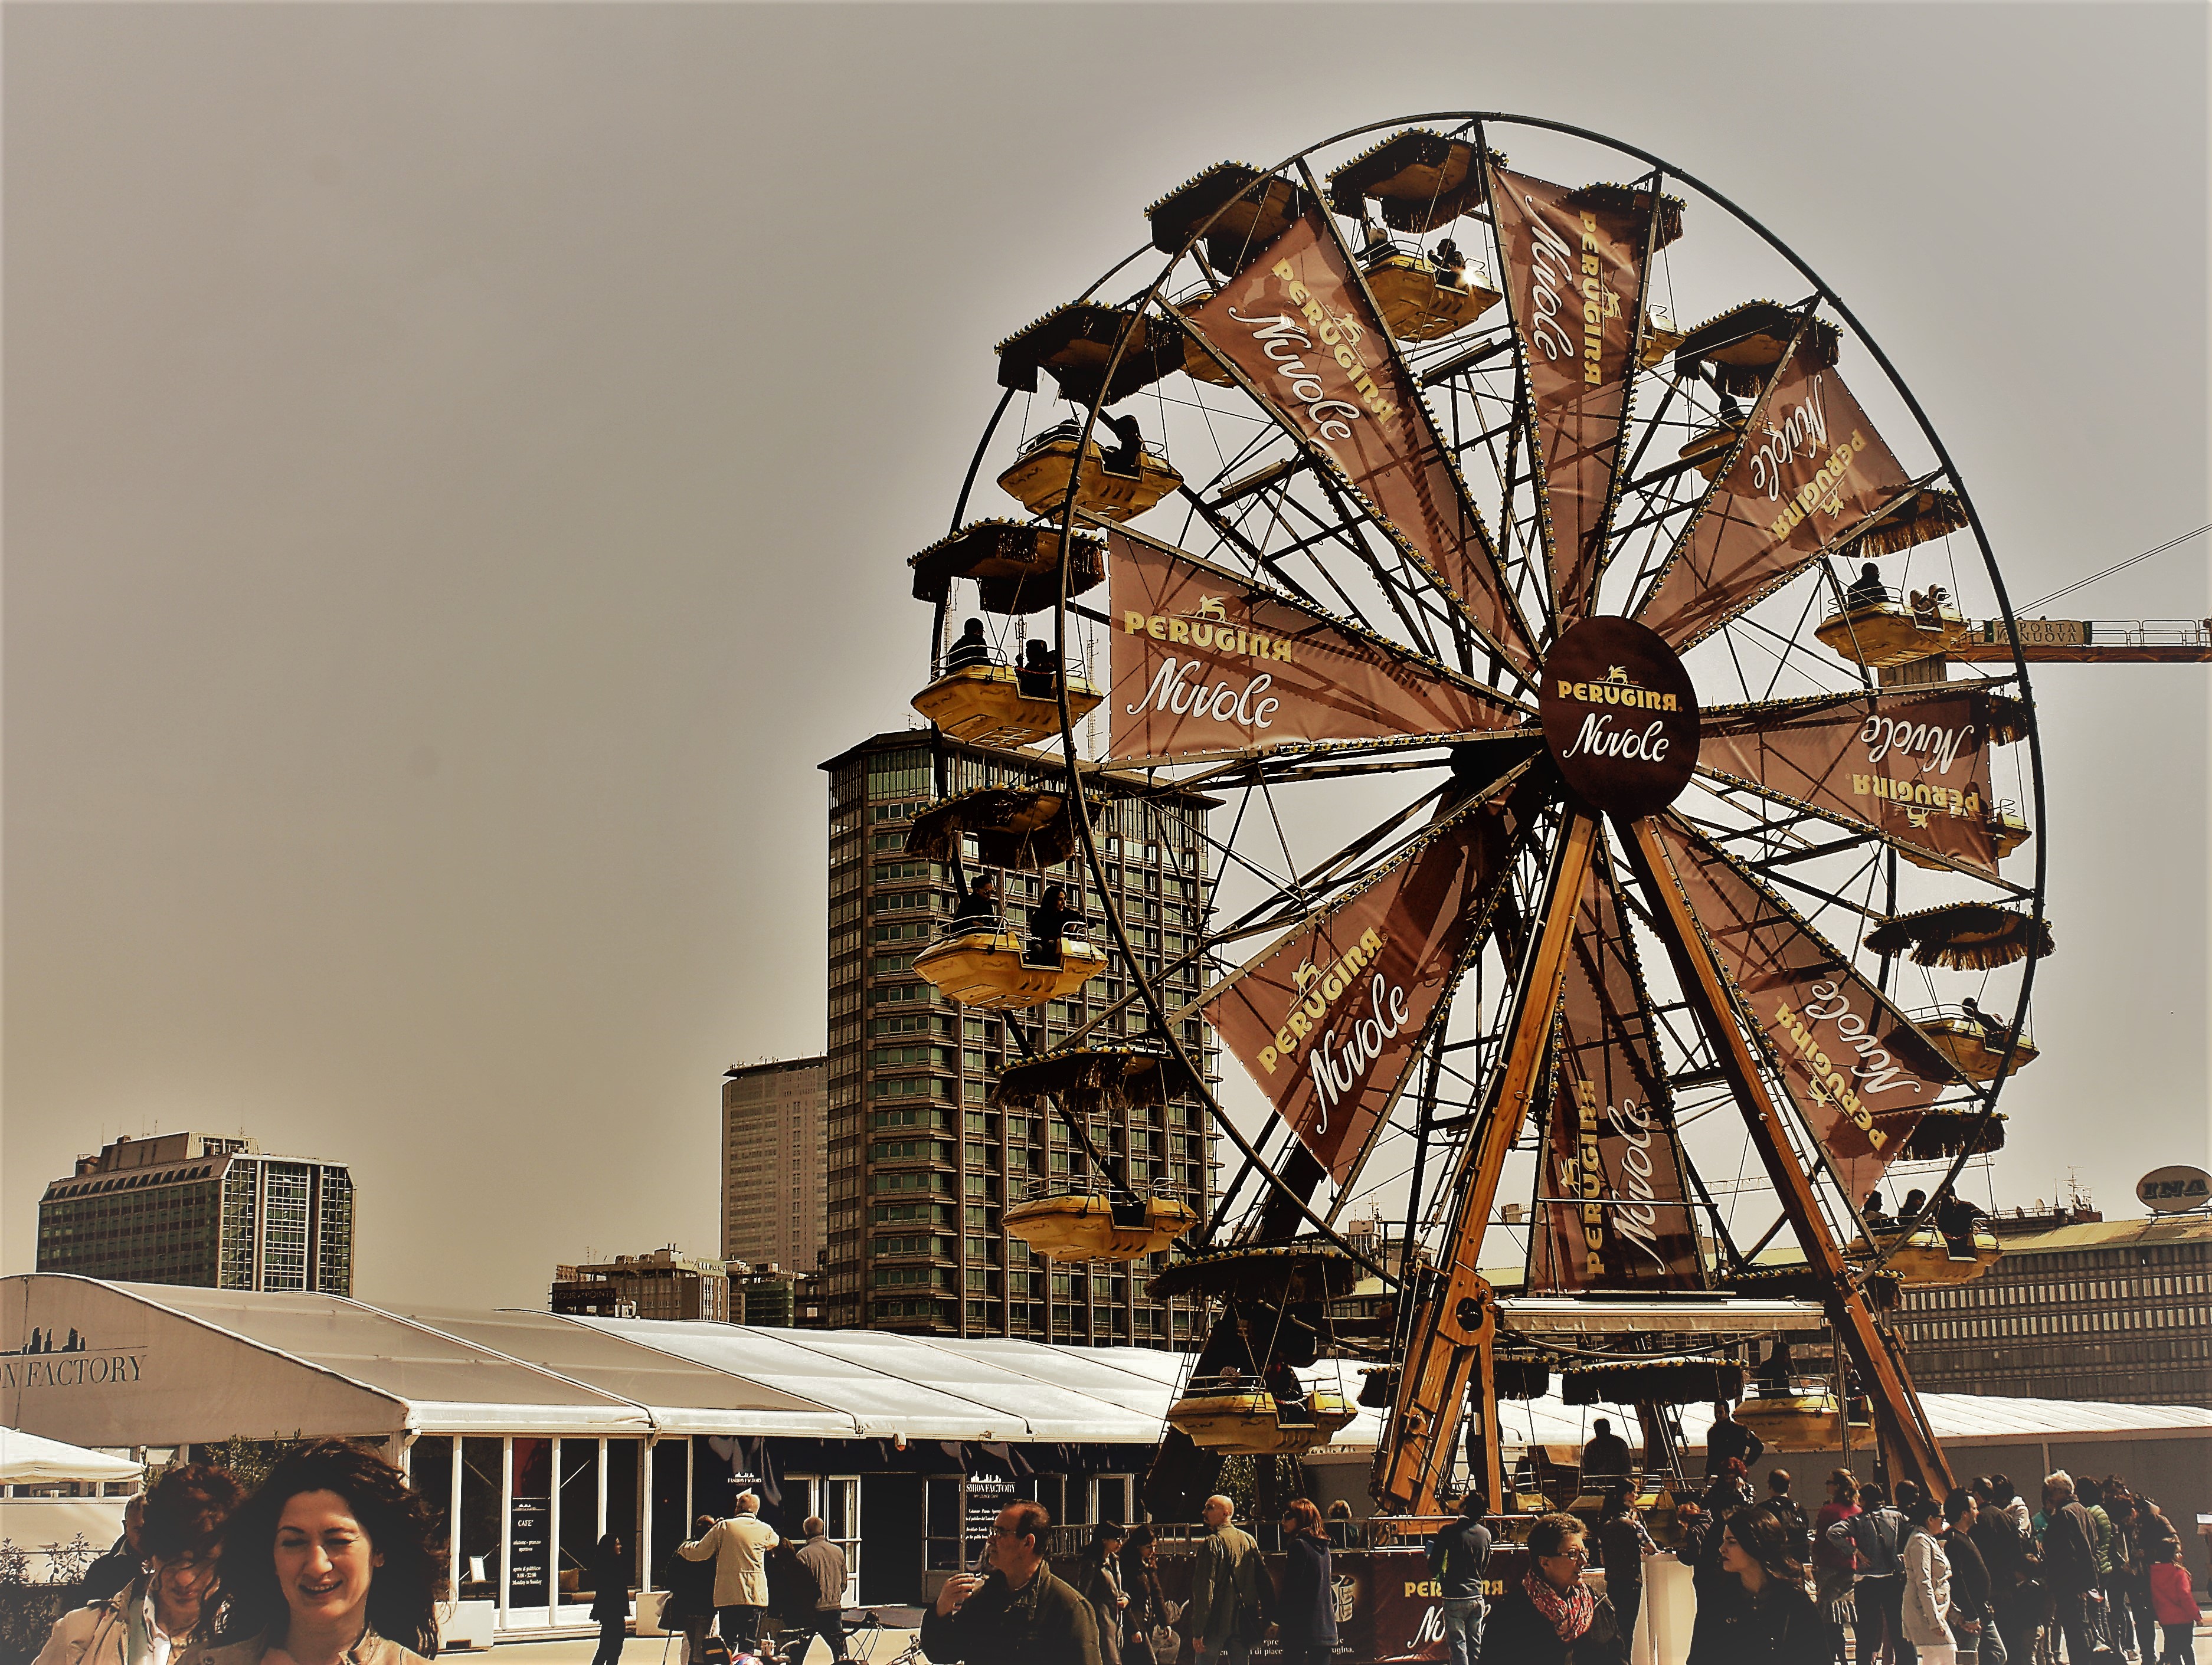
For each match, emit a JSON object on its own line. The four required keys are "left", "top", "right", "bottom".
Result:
{"left": 201, "top": 1441, "right": 447, "bottom": 1665}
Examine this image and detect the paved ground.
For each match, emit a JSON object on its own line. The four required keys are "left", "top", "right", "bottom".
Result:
{"left": 475, "top": 1624, "right": 923, "bottom": 1665}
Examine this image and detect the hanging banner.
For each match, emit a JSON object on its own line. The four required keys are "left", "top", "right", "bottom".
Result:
{"left": 1187, "top": 208, "right": 1538, "bottom": 673}
{"left": 1203, "top": 802, "right": 1515, "bottom": 1182}
{"left": 1650, "top": 816, "right": 1955, "bottom": 1195}
{"left": 1700, "top": 688, "right": 2007, "bottom": 877}
{"left": 1530, "top": 858, "right": 1703, "bottom": 1293}
{"left": 1107, "top": 530, "right": 1514, "bottom": 761}
{"left": 1638, "top": 339, "right": 1915, "bottom": 649}
{"left": 1490, "top": 171, "right": 1651, "bottom": 625}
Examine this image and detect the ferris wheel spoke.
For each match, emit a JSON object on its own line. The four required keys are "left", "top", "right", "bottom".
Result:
{"left": 1526, "top": 835, "right": 1706, "bottom": 1294}
{"left": 1485, "top": 160, "right": 1686, "bottom": 631}
{"left": 1695, "top": 684, "right": 2033, "bottom": 884}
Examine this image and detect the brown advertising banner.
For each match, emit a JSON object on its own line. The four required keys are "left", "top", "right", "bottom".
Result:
{"left": 1106, "top": 530, "right": 1514, "bottom": 762}
{"left": 1186, "top": 208, "right": 1537, "bottom": 673}
{"left": 1700, "top": 688, "right": 2005, "bottom": 877}
{"left": 1650, "top": 815, "right": 1955, "bottom": 1196}
{"left": 1530, "top": 856, "right": 1703, "bottom": 1293}
{"left": 1490, "top": 169, "right": 1647, "bottom": 625}
{"left": 1638, "top": 337, "right": 1915, "bottom": 650}
{"left": 1204, "top": 800, "right": 1517, "bottom": 1182}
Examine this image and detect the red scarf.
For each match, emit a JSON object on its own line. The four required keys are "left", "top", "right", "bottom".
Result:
{"left": 1523, "top": 1565, "right": 1595, "bottom": 1643}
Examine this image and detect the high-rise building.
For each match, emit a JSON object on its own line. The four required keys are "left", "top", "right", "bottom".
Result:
{"left": 1893, "top": 1209, "right": 2212, "bottom": 1405}
{"left": 820, "top": 729, "right": 1219, "bottom": 1342}
{"left": 721, "top": 1057, "right": 827, "bottom": 1273}
{"left": 551, "top": 1247, "right": 731, "bottom": 1322}
{"left": 37, "top": 1132, "right": 355, "bottom": 1294}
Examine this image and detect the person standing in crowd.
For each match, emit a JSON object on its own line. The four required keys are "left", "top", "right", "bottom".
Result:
{"left": 78, "top": 1493, "right": 151, "bottom": 1606}
{"left": 1275, "top": 1500, "right": 1336, "bottom": 1665}
{"left": 1762, "top": 1470, "right": 1811, "bottom": 1568}
{"left": 1942, "top": 1493, "right": 1993, "bottom": 1665}
{"left": 2041, "top": 1471, "right": 2103, "bottom": 1664}
{"left": 1686, "top": 1507, "right": 1822, "bottom": 1663}
{"left": 38, "top": 1466, "right": 242, "bottom": 1665}
{"left": 2079, "top": 1478, "right": 2119, "bottom": 1650}
{"left": 1322, "top": 1500, "right": 1356, "bottom": 1551}
{"left": 921, "top": 1501, "right": 1099, "bottom": 1665}
{"left": 1988, "top": 1477, "right": 2032, "bottom": 1540}
{"left": 2147, "top": 1537, "right": 2200, "bottom": 1665}
{"left": 2132, "top": 1496, "right": 2183, "bottom": 1661}
{"left": 1902, "top": 1493, "right": 1955, "bottom": 1665}
{"left": 1118, "top": 1525, "right": 1167, "bottom": 1665}
{"left": 1425, "top": 1489, "right": 1492, "bottom": 1665}
{"left": 202, "top": 1440, "right": 444, "bottom": 1665}
{"left": 789, "top": 1517, "right": 848, "bottom": 1665}
{"left": 1812, "top": 1469, "right": 1863, "bottom": 1665}
{"left": 1071, "top": 1523, "right": 1127, "bottom": 1665}
{"left": 1830, "top": 1480, "right": 1907, "bottom": 1665}
{"left": 1971, "top": 1482, "right": 2042, "bottom": 1665}
{"left": 662, "top": 1516, "right": 719, "bottom": 1665}
{"left": 1706, "top": 1401, "right": 1766, "bottom": 1478}
{"left": 1184, "top": 1496, "right": 1269, "bottom": 1665}
{"left": 679, "top": 1492, "right": 779, "bottom": 1659}
{"left": 1483, "top": 1512, "right": 1625, "bottom": 1664}
{"left": 585, "top": 1534, "right": 629, "bottom": 1665}
{"left": 1582, "top": 1419, "right": 1632, "bottom": 1491}
{"left": 1596, "top": 1480, "right": 1656, "bottom": 1653}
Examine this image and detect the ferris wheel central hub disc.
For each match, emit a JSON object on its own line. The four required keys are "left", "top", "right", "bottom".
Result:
{"left": 1539, "top": 616, "right": 1701, "bottom": 818}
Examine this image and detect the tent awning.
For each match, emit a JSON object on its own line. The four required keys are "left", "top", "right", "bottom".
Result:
{"left": 1, "top": 1427, "right": 142, "bottom": 1486}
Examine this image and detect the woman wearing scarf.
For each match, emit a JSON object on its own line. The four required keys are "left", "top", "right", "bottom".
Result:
{"left": 1686, "top": 1508, "right": 1822, "bottom": 1663}
{"left": 1482, "top": 1513, "right": 1627, "bottom": 1664}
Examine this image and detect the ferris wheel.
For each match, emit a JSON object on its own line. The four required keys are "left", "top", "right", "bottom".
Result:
{"left": 904, "top": 115, "right": 2051, "bottom": 1516}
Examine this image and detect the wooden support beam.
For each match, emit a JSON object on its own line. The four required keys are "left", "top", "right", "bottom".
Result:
{"left": 1375, "top": 808, "right": 1600, "bottom": 1516}
{"left": 1615, "top": 815, "right": 1954, "bottom": 1500}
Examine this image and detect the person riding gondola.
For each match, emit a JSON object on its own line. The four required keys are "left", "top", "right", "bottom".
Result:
{"left": 1933, "top": 1187, "right": 1987, "bottom": 1257}
{"left": 1025, "top": 884, "right": 1076, "bottom": 968}
{"left": 1844, "top": 561, "right": 1888, "bottom": 610}
{"left": 1016, "top": 638, "right": 1060, "bottom": 699}
{"left": 1862, "top": 1190, "right": 1893, "bottom": 1232}
{"left": 1898, "top": 1188, "right": 1928, "bottom": 1224}
{"left": 1756, "top": 1340, "right": 1795, "bottom": 1398}
{"left": 1959, "top": 995, "right": 2007, "bottom": 1037}
{"left": 947, "top": 617, "right": 999, "bottom": 673}
{"left": 1265, "top": 1358, "right": 1307, "bottom": 1419}
{"left": 1101, "top": 412, "right": 1146, "bottom": 479}
{"left": 951, "top": 872, "right": 1000, "bottom": 929}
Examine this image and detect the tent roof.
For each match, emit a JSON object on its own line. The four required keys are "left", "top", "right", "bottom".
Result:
{"left": 1, "top": 1427, "right": 142, "bottom": 1486}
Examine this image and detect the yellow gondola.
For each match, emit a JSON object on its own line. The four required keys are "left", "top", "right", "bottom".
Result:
{"left": 1003, "top": 1192, "right": 1197, "bottom": 1263}
{"left": 910, "top": 663, "right": 1102, "bottom": 749}
{"left": 997, "top": 427, "right": 1182, "bottom": 523}
{"left": 1678, "top": 419, "right": 1744, "bottom": 480}
{"left": 1146, "top": 162, "right": 1303, "bottom": 274}
{"left": 1639, "top": 303, "right": 1686, "bottom": 368}
{"left": 1360, "top": 248, "right": 1501, "bottom": 342}
{"left": 1848, "top": 1224, "right": 2003, "bottom": 1286}
{"left": 1814, "top": 596, "right": 1976, "bottom": 667}
{"left": 912, "top": 926, "right": 1107, "bottom": 1011}
{"left": 1733, "top": 1389, "right": 1871, "bottom": 1452}
{"left": 1916, "top": 1014, "right": 2039, "bottom": 1081}
{"left": 1166, "top": 1383, "right": 1285, "bottom": 1454}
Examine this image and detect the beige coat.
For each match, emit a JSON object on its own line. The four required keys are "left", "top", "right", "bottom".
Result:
{"left": 182, "top": 1630, "right": 428, "bottom": 1665}
{"left": 34, "top": 1588, "right": 139, "bottom": 1665}
{"left": 678, "top": 1515, "right": 780, "bottom": 1610}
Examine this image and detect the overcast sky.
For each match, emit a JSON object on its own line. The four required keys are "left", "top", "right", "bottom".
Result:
{"left": 5, "top": 2, "right": 2207, "bottom": 1309}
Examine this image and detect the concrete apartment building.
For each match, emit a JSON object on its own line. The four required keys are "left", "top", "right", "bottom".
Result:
{"left": 819, "top": 729, "right": 1219, "bottom": 1343}
{"left": 551, "top": 1248, "right": 731, "bottom": 1322}
{"left": 37, "top": 1132, "right": 355, "bottom": 1294}
{"left": 721, "top": 1057, "right": 827, "bottom": 1274}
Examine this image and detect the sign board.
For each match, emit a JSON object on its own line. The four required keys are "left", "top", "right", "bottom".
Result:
{"left": 508, "top": 1496, "right": 549, "bottom": 1601}
{"left": 963, "top": 1473, "right": 1016, "bottom": 1569}
{"left": 2136, "top": 1165, "right": 2212, "bottom": 1214}
{"left": 1540, "top": 617, "right": 1700, "bottom": 817}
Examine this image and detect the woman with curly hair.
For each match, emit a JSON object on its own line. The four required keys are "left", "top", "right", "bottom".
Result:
{"left": 36, "top": 1463, "right": 244, "bottom": 1665}
{"left": 201, "top": 1440, "right": 447, "bottom": 1665}
{"left": 1686, "top": 1506, "right": 1824, "bottom": 1663}
{"left": 1480, "top": 1512, "right": 1627, "bottom": 1664}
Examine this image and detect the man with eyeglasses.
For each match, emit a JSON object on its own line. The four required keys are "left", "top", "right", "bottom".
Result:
{"left": 920, "top": 1501, "right": 1101, "bottom": 1664}
{"left": 1480, "top": 1512, "right": 1628, "bottom": 1664}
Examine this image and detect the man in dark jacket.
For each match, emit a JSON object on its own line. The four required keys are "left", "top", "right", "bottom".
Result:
{"left": 77, "top": 1493, "right": 146, "bottom": 1604}
{"left": 1481, "top": 1513, "right": 1627, "bottom": 1664}
{"left": 1704, "top": 1399, "right": 1766, "bottom": 1477}
{"left": 660, "top": 1516, "right": 720, "bottom": 1665}
{"left": 1761, "top": 1469, "right": 1812, "bottom": 1568}
{"left": 921, "top": 1501, "right": 1101, "bottom": 1665}
{"left": 787, "top": 1517, "right": 848, "bottom": 1664}
{"left": 1426, "top": 1489, "right": 1493, "bottom": 1665}
{"left": 1971, "top": 1486, "right": 2043, "bottom": 1665}
{"left": 1943, "top": 1490, "right": 1994, "bottom": 1661}
{"left": 2041, "top": 1471, "right": 2102, "bottom": 1664}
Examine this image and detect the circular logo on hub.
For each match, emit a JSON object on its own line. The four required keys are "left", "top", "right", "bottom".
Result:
{"left": 1539, "top": 617, "right": 1700, "bottom": 817}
